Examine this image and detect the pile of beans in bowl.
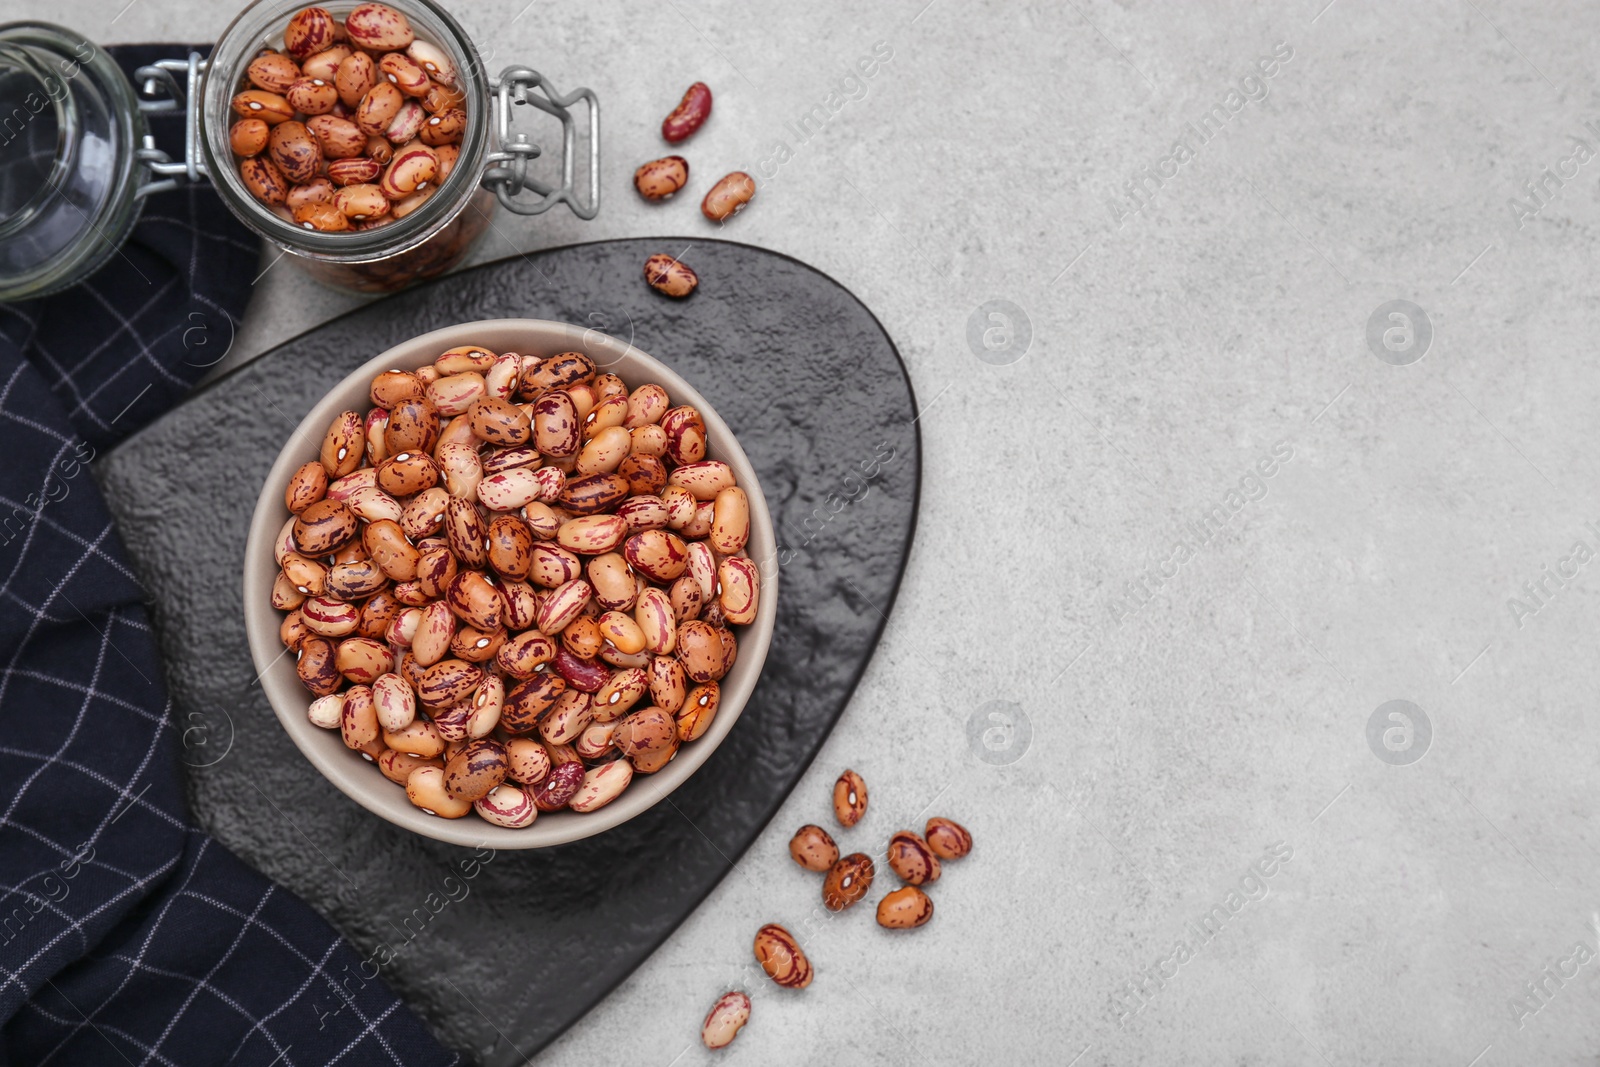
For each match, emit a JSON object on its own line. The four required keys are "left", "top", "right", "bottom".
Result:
{"left": 270, "top": 347, "right": 759, "bottom": 826}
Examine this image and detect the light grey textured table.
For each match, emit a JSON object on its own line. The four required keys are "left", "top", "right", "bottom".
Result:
{"left": 19, "top": 0, "right": 1600, "bottom": 1063}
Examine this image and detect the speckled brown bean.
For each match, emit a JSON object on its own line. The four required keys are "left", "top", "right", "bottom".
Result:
{"left": 504, "top": 737, "right": 551, "bottom": 784}
{"left": 355, "top": 80, "right": 404, "bottom": 136}
{"left": 406, "top": 765, "right": 472, "bottom": 818}
{"left": 648, "top": 655, "right": 687, "bottom": 714}
{"left": 634, "top": 155, "right": 689, "bottom": 200}
{"left": 444, "top": 496, "right": 486, "bottom": 567}
{"left": 486, "top": 515, "right": 534, "bottom": 579}
{"left": 320, "top": 409, "right": 364, "bottom": 477}
{"left": 284, "top": 6, "right": 338, "bottom": 58}
{"left": 555, "top": 514, "right": 628, "bottom": 555}
{"left": 473, "top": 784, "right": 536, "bottom": 827}
{"left": 789, "top": 824, "right": 839, "bottom": 872}
{"left": 376, "top": 450, "right": 438, "bottom": 496}
{"left": 887, "top": 831, "right": 942, "bottom": 885}
{"left": 340, "top": 685, "right": 380, "bottom": 749}
{"left": 662, "top": 81, "right": 712, "bottom": 143}
{"left": 446, "top": 570, "right": 503, "bottom": 631}
{"left": 667, "top": 460, "right": 735, "bottom": 501}
{"left": 239, "top": 156, "right": 289, "bottom": 206}
{"left": 822, "top": 852, "right": 874, "bottom": 911}
{"left": 876, "top": 886, "right": 934, "bottom": 929}
{"left": 419, "top": 107, "right": 465, "bottom": 146}
{"left": 833, "top": 768, "right": 867, "bottom": 827}
{"left": 614, "top": 705, "right": 676, "bottom": 761}
{"left": 501, "top": 672, "right": 567, "bottom": 734}
{"left": 231, "top": 118, "right": 271, "bottom": 156}
{"left": 326, "top": 560, "right": 387, "bottom": 600}
{"left": 623, "top": 383, "right": 668, "bottom": 428}
{"left": 643, "top": 254, "right": 698, "bottom": 298}
{"left": 284, "top": 461, "right": 328, "bottom": 513}
{"left": 753, "top": 924, "right": 812, "bottom": 989}
{"left": 293, "top": 499, "right": 357, "bottom": 555}
{"left": 532, "top": 390, "right": 580, "bottom": 458}
{"left": 412, "top": 653, "right": 480, "bottom": 703}
{"left": 634, "top": 586, "right": 676, "bottom": 656}
{"left": 384, "top": 717, "right": 445, "bottom": 758}
{"left": 232, "top": 89, "right": 295, "bottom": 125}
{"left": 557, "top": 472, "right": 628, "bottom": 516}
{"left": 675, "top": 681, "right": 720, "bottom": 742}
{"left": 924, "top": 817, "right": 973, "bottom": 859}
{"left": 301, "top": 46, "right": 350, "bottom": 83}
{"left": 296, "top": 637, "right": 340, "bottom": 696}
{"left": 522, "top": 759, "right": 581, "bottom": 811}
{"left": 563, "top": 616, "right": 604, "bottom": 660}
{"left": 378, "top": 748, "right": 439, "bottom": 785}
{"left": 281, "top": 555, "right": 328, "bottom": 598}
{"left": 335, "top": 50, "right": 377, "bottom": 108}
{"left": 702, "top": 171, "right": 755, "bottom": 222}
{"left": 529, "top": 543, "right": 583, "bottom": 589}
{"left": 718, "top": 556, "right": 760, "bottom": 626}
{"left": 384, "top": 397, "right": 439, "bottom": 453}
{"left": 700, "top": 991, "right": 750, "bottom": 1051}
{"left": 247, "top": 51, "right": 300, "bottom": 93}
{"left": 286, "top": 76, "right": 338, "bottom": 116}
{"left": 345, "top": 2, "right": 414, "bottom": 51}
{"left": 591, "top": 666, "right": 648, "bottom": 722}
{"left": 443, "top": 738, "right": 508, "bottom": 801}
{"left": 536, "top": 578, "right": 593, "bottom": 634}
{"left": 710, "top": 486, "right": 750, "bottom": 555}
{"left": 675, "top": 620, "right": 724, "bottom": 683}
{"left": 468, "top": 396, "right": 531, "bottom": 446}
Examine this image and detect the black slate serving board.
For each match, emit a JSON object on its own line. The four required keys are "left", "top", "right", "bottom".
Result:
{"left": 96, "top": 237, "right": 920, "bottom": 1063}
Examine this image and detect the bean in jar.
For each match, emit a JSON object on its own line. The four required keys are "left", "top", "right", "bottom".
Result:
{"left": 231, "top": 5, "right": 466, "bottom": 234}
{"left": 273, "top": 345, "right": 761, "bottom": 827}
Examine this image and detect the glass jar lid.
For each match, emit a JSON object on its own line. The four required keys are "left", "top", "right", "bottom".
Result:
{"left": 0, "top": 22, "right": 147, "bottom": 302}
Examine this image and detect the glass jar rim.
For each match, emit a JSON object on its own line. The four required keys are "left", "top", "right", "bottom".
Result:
{"left": 200, "top": 0, "right": 491, "bottom": 263}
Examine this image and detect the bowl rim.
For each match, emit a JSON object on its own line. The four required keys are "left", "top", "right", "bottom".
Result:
{"left": 242, "top": 317, "right": 777, "bottom": 849}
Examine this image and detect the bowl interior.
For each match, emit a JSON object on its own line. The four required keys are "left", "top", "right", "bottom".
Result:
{"left": 243, "top": 319, "right": 777, "bottom": 848}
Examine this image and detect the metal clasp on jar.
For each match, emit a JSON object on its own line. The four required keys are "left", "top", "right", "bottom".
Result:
{"left": 482, "top": 65, "right": 599, "bottom": 219}
{"left": 132, "top": 53, "right": 210, "bottom": 197}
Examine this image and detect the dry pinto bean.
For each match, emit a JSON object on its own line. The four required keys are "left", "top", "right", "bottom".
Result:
{"left": 925, "top": 816, "right": 973, "bottom": 859}
{"left": 700, "top": 991, "right": 750, "bottom": 1051}
{"left": 499, "top": 579, "right": 540, "bottom": 631}
{"left": 376, "top": 450, "right": 437, "bottom": 496}
{"left": 596, "top": 611, "right": 647, "bottom": 656}
{"left": 372, "top": 672, "right": 416, "bottom": 731}
{"left": 668, "top": 460, "right": 735, "bottom": 500}
{"left": 407, "top": 39, "right": 457, "bottom": 83}
{"left": 539, "top": 688, "right": 594, "bottom": 743}
{"left": 469, "top": 396, "right": 531, "bottom": 446}
{"left": 293, "top": 201, "right": 350, "bottom": 232}
{"left": 718, "top": 556, "right": 760, "bottom": 625}
{"left": 356, "top": 81, "right": 404, "bottom": 135}
{"left": 486, "top": 515, "right": 533, "bottom": 579}
{"left": 380, "top": 142, "right": 438, "bottom": 198}
{"left": 426, "top": 371, "right": 484, "bottom": 418}
{"left": 553, "top": 649, "right": 609, "bottom": 693}
{"left": 232, "top": 89, "right": 295, "bottom": 124}
{"left": 661, "top": 485, "right": 697, "bottom": 528}
{"left": 501, "top": 672, "right": 567, "bottom": 734}
{"left": 574, "top": 721, "right": 617, "bottom": 760}
{"left": 281, "top": 611, "right": 312, "bottom": 650}
{"left": 481, "top": 444, "right": 541, "bottom": 475}
{"left": 379, "top": 52, "right": 430, "bottom": 97}
{"left": 789, "top": 825, "right": 839, "bottom": 872}
{"left": 445, "top": 570, "right": 503, "bottom": 630}
{"left": 661, "top": 81, "right": 712, "bottom": 143}
{"left": 624, "top": 529, "right": 688, "bottom": 583}
{"left": 286, "top": 175, "right": 336, "bottom": 211}
{"left": 634, "top": 586, "right": 676, "bottom": 655}
{"left": 592, "top": 667, "right": 648, "bottom": 721}
{"left": 630, "top": 424, "right": 669, "bottom": 458}
{"left": 676, "top": 681, "right": 719, "bottom": 742}
{"left": 327, "top": 559, "right": 387, "bottom": 600}
{"left": 675, "top": 620, "right": 723, "bottom": 683}
{"left": 586, "top": 552, "right": 636, "bottom": 611}
{"left": 301, "top": 595, "right": 359, "bottom": 636}
{"left": 383, "top": 100, "right": 426, "bottom": 143}
{"left": 345, "top": 2, "right": 414, "bottom": 51}
{"left": 336, "top": 182, "right": 389, "bottom": 221}
{"left": 521, "top": 351, "right": 596, "bottom": 393}
{"left": 686, "top": 541, "right": 718, "bottom": 601}
{"left": 293, "top": 499, "right": 357, "bottom": 554}
{"left": 306, "top": 692, "right": 343, "bottom": 729}
{"left": 361, "top": 519, "right": 419, "bottom": 580}
{"left": 416, "top": 658, "right": 482, "bottom": 707}
{"left": 583, "top": 394, "right": 628, "bottom": 439}
{"left": 383, "top": 605, "right": 421, "bottom": 647}
{"left": 340, "top": 685, "right": 380, "bottom": 749}
{"left": 529, "top": 543, "right": 583, "bottom": 588}
{"left": 504, "top": 737, "right": 550, "bottom": 785}
{"left": 284, "top": 460, "right": 328, "bottom": 513}
{"left": 449, "top": 624, "right": 504, "bottom": 663}
{"left": 301, "top": 46, "right": 350, "bottom": 82}
{"left": 623, "top": 384, "right": 668, "bottom": 428}
{"left": 643, "top": 254, "right": 698, "bottom": 299}
{"left": 385, "top": 397, "right": 439, "bottom": 453}
{"left": 711, "top": 486, "right": 750, "bottom": 554}
{"left": 444, "top": 496, "right": 486, "bottom": 567}
{"left": 467, "top": 673, "right": 504, "bottom": 736}
{"left": 822, "top": 852, "right": 875, "bottom": 911}
{"left": 239, "top": 156, "right": 289, "bottom": 206}
{"left": 419, "top": 107, "right": 465, "bottom": 146}
{"left": 384, "top": 716, "right": 445, "bottom": 758}
{"left": 669, "top": 575, "right": 703, "bottom": 622}
{"left": 556, "top": 514, "right": 627, "bottom": 555}
{"left": 702, "top": 171, "right": 755, "bottom": 222}
{"left": 558, "top": 472, "right": 629, "bottom": 515}
{"left": 415, "top": 545, "right": 457, "bottom": 599}
{"left": 284, "top": 6, "right": 338, "bottom": 58}
{"left": 532, "top": 390, "right": 580, "bottom": 457}
{"left": 297, "top": 637, "right": 341, "bottom": 695}
{"left": 435, "top": 441, "right": 481, "bottom": 499}
{"left": 248, "top": 51, "right": 300, "bottom": 93}
{"left": 887, "top": 831, "right": 942, "bottom": 885}
{"left": 477, "top": 467, "right": 550, "bottom": 511}
{"left": 563, "top": 615, "right": 604, "bottom": 659}
{"left": 379, "top": 749, "right": 440, "bottom": 785}
{"left": 344, "top": 484, "right": 402, "bottom": 523}
{"left": 833, "top": 768, "right": 868, "bottom": 827}
{"left": 443, "top": 738, "right": 508, "bottom": 801}
{"left": 647, "top": 655, "right": 687, "bottom": 714}
{"left": 614, "top": 705, "right": 675, "bottom": 761}
{"left": 431, "top": 704, "right": 472, "bottom": 742}
{"left": 529, "top": 759, "right": 585, "bottom": 810}
{"left": 634, "top": 155, "right": 689, "bottom": 200}
{"left": 680, "top": 499, "right": 714, "bottom": 539}
{"left": 753, "top": 924, "right": 812, "bottom": 989}
{"left": 616, "top": 494, "right": 669, "bottom": 532}
{"left": 231, "top": 118, "right": 271, "bottom": 156}
{"left": 569, "top": 759, "right": 633, "bottom": 812}
{"left": 475, "top": 783, "right": 536, "bottom": 827}
{"left": 285, "top": 76, "right": 338, "bottom": 116}
{"left": 536, "top": 578, "right": 593, "bottom": 634}
{"left": 335, "top": 50, "right": 377, "bottom": 108}
{"left": 575, "top": 426, "right": 632, "bottom": 476}
{"left": 320, "top": 409, "right": 365, "bottom": 477}
{"left": 406, "top": 765, "right": 471, "bottom": 818}
{"left": 616, "top": 453, "right": 667, "bottom": 496}
{"left": 876, "top": 886, "right": 934, "bottom": 929}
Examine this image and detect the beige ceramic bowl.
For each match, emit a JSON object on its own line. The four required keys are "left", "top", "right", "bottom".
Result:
{"left": 243, "top": 319, "right": 776, "bottom": 848}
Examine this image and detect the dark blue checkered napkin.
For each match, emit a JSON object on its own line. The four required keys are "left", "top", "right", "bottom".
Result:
{"left": 0, "top": 46, "right": 459, "bottom": 1067}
